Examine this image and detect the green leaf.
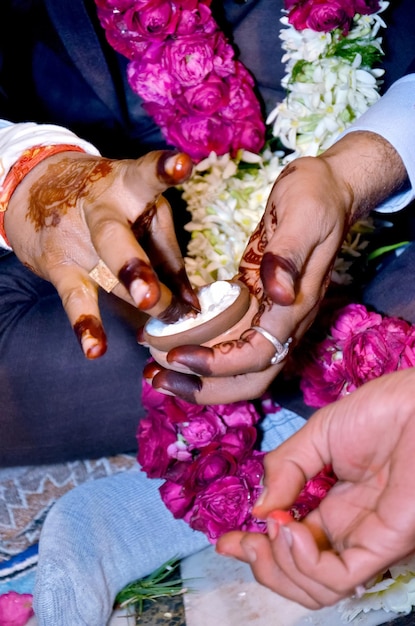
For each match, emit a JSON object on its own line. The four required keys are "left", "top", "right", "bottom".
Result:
{"left": 114, "top": 557, "right": 189, "bottom": 615}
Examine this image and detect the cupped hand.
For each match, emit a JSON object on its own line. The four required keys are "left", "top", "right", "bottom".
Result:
{"left": 216, "top": 368, "right": 415, "bottom": 609}
{"left": 5, "top": 149, "right": 200, "bottom": 358}
{"left": 145, "top": 152, "right": 352, "bottom": 404}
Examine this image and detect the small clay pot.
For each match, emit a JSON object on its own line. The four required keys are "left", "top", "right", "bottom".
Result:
{"left": 143, "top": 280, "right": 258, "bottom": 368}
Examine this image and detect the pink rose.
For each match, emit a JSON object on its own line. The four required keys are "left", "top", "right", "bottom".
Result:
{"left": 141, "top": 379, "right": 189, "bottom": 426}
{"left": 0, "top": 592, "right": 34, "bottom": 626}
{"left": 219, "top": 400, "right": 261, "bottom": 428}
{"left": 159, "top": 481, "right": 195, "bottom": 519}
{"left": 287, "top": 0, "right": 355, "bottom": 35}
{"left": 188, "top": 476, "right": 252, "bottom": 542}
{"left": 290, "top": 465, "right": 337, "bottom": 520}
{"left": 185, "top": 448, "right": 238, "bottom": 494}
{"left": 231, "top": 117, "right": 266, "bottom": 157}
{"left": 243, "top": 514, "right": 267, "bottom": 534}
{"left": 164, "top": 113, "right": 234, "bottom": 161}
{"left": 220, "top": 66, "right": 260, "bottom": 120}
{"left": 127, "top": 59, "right": 179, "bottom": 106}
{"left": 379, "top": 317, "right": 410, "bottom": 358}
{"left": 343, "top": 328, "right": 401, "bottom": 386}
{"left": 178, "top": 74, "right": 230, "bottom": 116}
{"left": 118, "top": 0, "right": 180, "bottom": 41}
{"left": 163, "top": 35, "right": 215, "bottom": 86}
{"left": 300, "top": 338, "right": 347, "bottom": 407}
{"left": 237, "top": 451, "right": 265, "bottom": 490}
{"left": 141, "top": 377, "right": 170, "bottom": 410}
{"left": 220, "top": 426, "right": 258, "bottom": 461}
{"left": 179, "top": 412, "right": 226, "bottom": 449}
{"left": 166, "top": 440, "right": 192, "bottom": 462}
{"left": 353, "top": 0, "right": 380, "bottom": 14}
{"left": 212, "top": 36, "right": 237, "bottom": 78}
{"left": 331, "top": 303, "right": 382, "bottom": 344}
{"left": 137, "top": 414, "right": 177, "bottom": 478}
{"left": 176, "top": 5, "right": 216, "bottom": 35}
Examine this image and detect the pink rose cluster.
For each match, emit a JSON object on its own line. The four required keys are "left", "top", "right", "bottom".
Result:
{"left": 94, "top": 0, "right": 265, "bottom": 161}
{"left": 137, "top": 379, "right": 267, "bottom": 542}
{"left": 284, "top": 0, "right": 380, "bottom": 35}
{"left": 0, "top": 592, "right": 33, "bottom": 626}
{"left": 138, "top": 378, "right": 338, "bottom": 542}
{"left": 300, "top": 303, "right": 415, "bottom": 408}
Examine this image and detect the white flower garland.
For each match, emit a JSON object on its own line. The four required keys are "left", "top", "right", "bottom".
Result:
{"left": 339, "top": 554, "right": 415, "bottom": 621}
{"left": 181, "top": 2, "right": 389, "bottom": 287}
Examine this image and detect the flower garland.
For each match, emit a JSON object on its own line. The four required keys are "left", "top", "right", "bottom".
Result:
{"left": 137, "top": 380, "right": 336, "bottom": 542}
{"left": 94, "top": 0, "right": 265, "bottom": 161}
{"left": 182, "top": 0, "right": 388, "bottom": 285}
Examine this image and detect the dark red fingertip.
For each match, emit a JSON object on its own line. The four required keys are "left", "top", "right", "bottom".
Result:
{"left": 118, "top": 258, "right": 161, "bottom": 310}
{"left": 152, "top": 370, "right": 202, "bottom": 403}
{"left": 157, "top": 152, "right": 193, "bottom": 185}
{"left": 167, "top": 345, "right": 214, "bottom": 376}
{"left": 260, "top": 252, "right": 299, "bottom": 305}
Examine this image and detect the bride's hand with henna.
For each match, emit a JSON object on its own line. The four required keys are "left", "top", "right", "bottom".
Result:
{"left": 144, "top": 132, "right": 407, "bottom": 405}
{"left": 4, "top": 149, "right": 200, "bottom": 358}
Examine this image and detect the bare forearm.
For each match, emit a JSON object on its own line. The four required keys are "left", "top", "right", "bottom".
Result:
{"left": 320, "top": 130, "right": 408, "bottom": 223}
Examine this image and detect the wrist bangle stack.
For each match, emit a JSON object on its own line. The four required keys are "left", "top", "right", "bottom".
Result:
{"left": 0, "top": 143, "right": 86, "bottom": 246}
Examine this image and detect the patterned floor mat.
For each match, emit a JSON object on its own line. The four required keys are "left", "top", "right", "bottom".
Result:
{"left": 0, "top": 454, "right": 137, "bottom": 559}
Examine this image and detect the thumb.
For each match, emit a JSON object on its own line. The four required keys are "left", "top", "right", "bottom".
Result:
{"left": 252, "top": 418, "right": 329, "bottom": 518}
{"left": 260, "top": 201, "right": 332, "bottom": 306}
{"left": 125, "top": 151, "right": 193, "bottom": 199}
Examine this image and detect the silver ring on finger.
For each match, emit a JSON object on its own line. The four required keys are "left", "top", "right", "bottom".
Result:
{"left": 250, "top": 326, "right": 292, "bottom": 365}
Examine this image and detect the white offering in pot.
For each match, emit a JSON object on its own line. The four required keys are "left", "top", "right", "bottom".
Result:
{"left": 143, "top": 279, "right": 258, "bottom": 359}
{"left": 146, "top": 280, "right": 241, "bottom": 337}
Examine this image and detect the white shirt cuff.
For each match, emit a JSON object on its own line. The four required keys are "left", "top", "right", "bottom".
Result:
{"left": 341, "top": 74, "right": 415, "bottom": 213}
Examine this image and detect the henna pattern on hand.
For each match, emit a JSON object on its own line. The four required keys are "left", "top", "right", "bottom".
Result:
{"left": 239, "top": 216, "right": 267, "bottom": 297}
{"left": 27, "top": 157, "right": 113, "bottom": 231}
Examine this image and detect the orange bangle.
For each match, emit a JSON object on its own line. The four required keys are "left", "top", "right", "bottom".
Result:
{"left": 0, "top": 143, "right": 86, "bottom": 246}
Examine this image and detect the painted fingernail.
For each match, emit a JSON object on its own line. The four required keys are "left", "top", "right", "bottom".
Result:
{"left": 152, "top": 371, "right": 202, "bottom": 402}
{"left": 119, "top": 258, "right": 160, "bottom": 309}
{"left": 158, "top": 152, "right": 193, "bottom": 184}
{"left": 266, "top": 510, "right": 293, "bottom": 541}
{"left": 251, "top": 487, "right": 268, "bottom": 516}
{"left": 255, "top": 487, "right": 267, "bottom": 506}
{"left": 267, "top": 519, "right": 279, "bottom": 541}
{"left": 143, "top": 361, "right": 162, "bottom": 380}
{"left": 243, "top": 545, "right": 257, "bottom": 563}
{"left": 167, "top": 345, "right": 213, "bottom": 376}
{"left": 130, "top": 279, "right": 154, "bottom": 308}
{"left": 280, "top": 524, "right": 293, "bottom": 547}
{"left": 73, "top": 315, "right": 107, "bottom": 359}
{"left": 261, "top": 252, "right": 298, "bottom": 305}
{"left": 136, "top": 325, "right": 147, "bottom": 344}
{"left": 354, "top": 585, "right": 366, "bottom": 598}
{"left": 267, "top": 510, "right": 293, "bottom": 525}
